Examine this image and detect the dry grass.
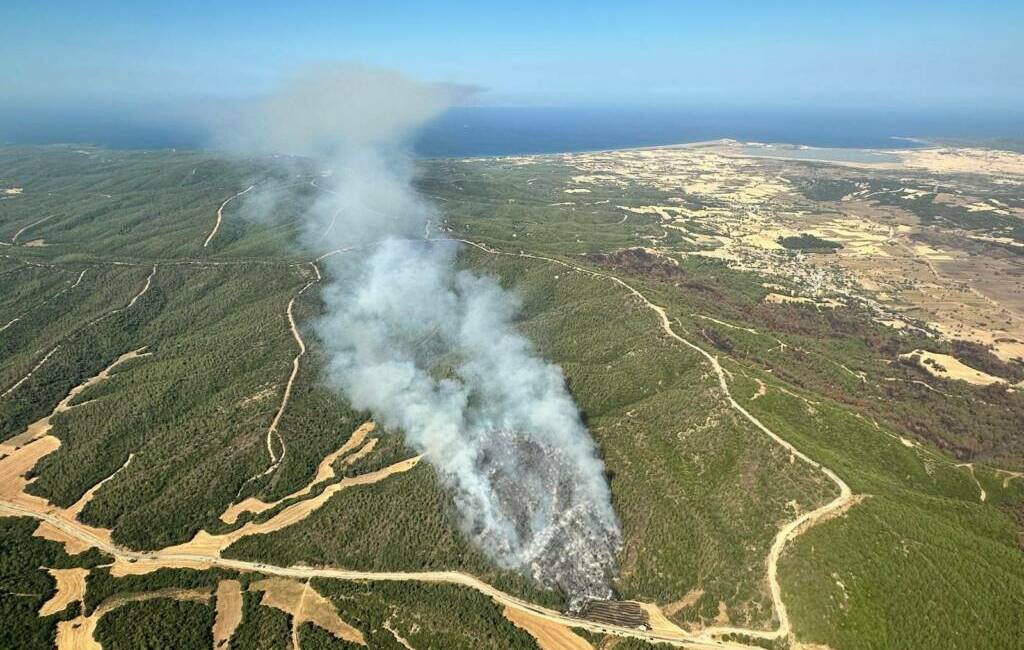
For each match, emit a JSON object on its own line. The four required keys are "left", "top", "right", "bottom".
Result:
{"left": 250, "top": 578, "right": 365, "bottom": 647}
{"left": 55, "top": 588, "right": 210, "bottom": 650}
{"left": 503, "top": 606, "right": 593, "bottom": 650}
{"left": 899, "top": 349, "right": 1006, "bottom": 386}
{"left": 213, "top": 579, "right": 244, "bottom": 649}
{"left": 220, "top": 421, "right": 377, "bottom": 525}
{"left": 39, "top": 568, "right": 89, "bottom": 616}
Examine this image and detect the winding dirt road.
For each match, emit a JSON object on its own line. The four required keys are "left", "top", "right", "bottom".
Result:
{"left": 1, "top": 233, "right": 855, "bottom": 649}
{"left": 0, "top": 352, "right": 747, "bottom": 650}
{"left": 0, "top": 499, "right": 753, "bottom": 649}
{"left": 236, "top": 262, "right": 323, "bottom": 496}
{"left": 455, "top": 238, "right": 855, "bottom": 643}
{"left": 11, "top": 214, "right": 57, "bottom": 244}
{"left": 204, "top": 185, "right": 255, "bottom": 248}
{"left": 119, "top": 265, "right": 156, "bottom": 313}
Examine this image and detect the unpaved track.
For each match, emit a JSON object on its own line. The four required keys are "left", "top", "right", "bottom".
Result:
{"left": 0, "top": 497, "right": 754, "bottom": 649}
{"left": 266, "top": 268, "right": 320, "bottom": 462}
{"left": 2, "top": 267, "right": 89, "bottom": 334}
{"left": 66, "top": 453, "right": 135, "bottom": 518}
{"left": 70, "top": 268, "right": 87, "bottom": 289}
{"left": 77, "top": 263, "right": 152, "bottom": 327}
{"left": 957, "top": 463, "right": 986, "bottom": 502}
{"left": 383, "top": 621, "right": 416, "bottom": 649}
{"left": 236, "top": 262, "right": 323, "bottom": 496}
{"left": 455, "top": 238, "right": 855, "bottom": 643}
{"left": 11, "top": 214, "right": 56, "bottom": 244}
{"left": 130, "top": 267, "right": 156, "bottom": 306}
{"left": 2, "top": 235, "right": 852, "bottom": 649}
{"left": 2, "top": 266, "right": 154, "bottom": 400}
{"left": 204, "top": 185, "right": 255, "bottom": 248}
{"left": 0, "top": 345, "right": 61, "bottom": 398}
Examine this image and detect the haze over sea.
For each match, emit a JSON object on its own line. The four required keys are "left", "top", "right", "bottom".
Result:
{"left": 2, "top": 105, "right": 1021, "bottom": 157}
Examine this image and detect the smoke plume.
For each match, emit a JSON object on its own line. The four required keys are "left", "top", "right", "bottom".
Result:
{"left": 233, "top": 64, "right": 621, "bottom": 607}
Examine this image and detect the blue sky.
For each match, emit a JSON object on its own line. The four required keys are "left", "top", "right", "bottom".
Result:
{"left": 4, "top": 1, "right": 1023, "bottom": 109}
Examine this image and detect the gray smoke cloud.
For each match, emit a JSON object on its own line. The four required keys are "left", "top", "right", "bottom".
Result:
{"left": 232, "top": 64, "right": 621, "bottom": 607}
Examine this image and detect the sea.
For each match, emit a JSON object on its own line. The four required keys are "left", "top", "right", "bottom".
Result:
{"left": 1, "top": 105, "right": 1021, "bottom": 157}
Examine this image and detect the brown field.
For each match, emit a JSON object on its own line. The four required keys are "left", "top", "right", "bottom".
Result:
{"left": 250, "top": 578, "right": 365, "bottom": 647}
{"left": 213, "top": 579, "right": 244, "bottom": 649}
{"left": 39, "top": 568, "right": 89, "bottom": 616}
{"left": 54, "top": 588, "right": 210, "bottom": 650}
{"left": 504, "top": 606, "right": 593, "bottom": 650}
{"left": 221, "top": 421, "right": 377, "bottom": 525}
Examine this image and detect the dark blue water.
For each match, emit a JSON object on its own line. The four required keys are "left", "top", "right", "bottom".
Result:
{"left": 1, "top": 105, "right": 1021, "bottom": 156}
{"left": 415, "top": 106, "right": 1024, "bottom": 157}
{"left": 0, "top": 106, "right": 210, "bottom": 151}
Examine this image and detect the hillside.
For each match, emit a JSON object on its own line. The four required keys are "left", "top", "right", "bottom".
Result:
{"left": 1, "top": 143, "right": 1022, "bottom": 650}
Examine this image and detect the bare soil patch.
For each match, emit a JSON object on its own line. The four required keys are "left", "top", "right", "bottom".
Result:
{"left": 663, "top": 588, "right": 704, "bottom": 617}
{"left": 504, "top": 606, "right": 593, "bottom": 650}
{"left": 221, "top": 422, "right": 377, "bottom": 524}
{"left": 900, "top": 349, "right": 1005, "bottom": 386}
{"left": 39, "top": 568, "right": 89, "bottom": 616}
{"left": 213, "top": 579, "right": 244, "bottom": 649}
{"left": 250, "top": 578, "right": 365, "bottom": 647}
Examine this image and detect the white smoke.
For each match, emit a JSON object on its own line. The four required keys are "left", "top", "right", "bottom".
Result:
{"left": 230, "top": 64, "right": 621, "bottom": 606}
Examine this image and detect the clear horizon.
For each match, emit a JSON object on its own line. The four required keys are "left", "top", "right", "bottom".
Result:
{"left": 4, "top": 1, "right": 1023, "bottom": 110}
{"left": 3, "top": 2, "right": 1022, "bottom": 153}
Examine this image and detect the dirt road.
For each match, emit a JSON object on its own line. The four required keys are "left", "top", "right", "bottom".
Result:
{"left": 1, "top": 234, "right": 855, "bottom": 649}
{"left": 204, "top": 185, "right": 255, "bottom": 248}
{"left": 11, "top": 214, "right": 56, "bottom": 244}
{"left": 236, "top": 262, "right": 323, "bottom": 496}
{"left": 0, "top": 345, "right": 61, "bottom": 399}
{"left": 455, "top": 238, "right": 856, "bottom": 643}
{"left": 0, "top": 496, "right": 756, "bottom": 649}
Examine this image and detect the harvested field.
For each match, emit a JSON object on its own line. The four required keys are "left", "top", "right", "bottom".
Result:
{"left": 504, "top": 606, "right": 593, "bottom": 650}
{"left": 250, "top": 578, "right": 365, "bottom": 647}
{"left": 221, "top": 421, "right": 377, "bottom": 525}
{"left": 213, "top": 579, "right": 244, "bottom": 649}
{"left": 39, "top": 568, "right": 89, "bottom": 616}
